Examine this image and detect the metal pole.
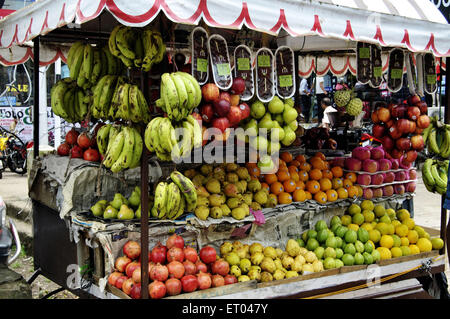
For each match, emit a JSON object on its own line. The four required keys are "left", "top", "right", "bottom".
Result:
{"left": 139, "top": 71, "right": 149, "bottom": 299}
{"left": 444, "top": 57, "right": 450, "bottom": 259}
{"left": 33, "top": 36, "right": 40, "bottom": 159}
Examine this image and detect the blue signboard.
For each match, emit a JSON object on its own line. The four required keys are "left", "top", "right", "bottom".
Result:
{"left": 0, "top": 96, "right": 16, "bottom": 106}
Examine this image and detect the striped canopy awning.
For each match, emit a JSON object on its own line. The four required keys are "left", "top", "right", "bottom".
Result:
{"left": 0, "top": 0, "right": 449, "bottom": 66}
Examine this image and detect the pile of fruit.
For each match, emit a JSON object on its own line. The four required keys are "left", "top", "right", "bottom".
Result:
{"left": 50, "top": 78, "right": 90, "bottom": 123}
{"left": 90, "top": 187, "right": 142, "bottom": 220}
{"left": 422, "top": 158, "right": 449, "bottom": 195}
{"left": 57, "top": 127, "right": 101, "bottom": 163}
{"left": 96, "top": 124, "right": 143, "bottom": 173}
{"left": 151, "top": 171, "right": 197, "bottom": 221}
{"left": 219, "top": 239, "right": 324, "bottom": 283}
{"left": 296, "top": 200, "right": 444, "bottom": 268}
{"left": 423, "top": 116, "right": 450, "bottom": 159}
{"left": 108, "top": 235, "right": 238, "bottom": 299}
{"left": 371, "top": 95, "right": 430, "bottom": 164}
{"left": 189, "top": 162, "right": 275, "bottom": 221}
{"left": 257, "top": 151, "right": 363, "bottom": 206}
{"left": 338, "top": 145, "right": 417, "bottom": 199}
{"left": 333, "top": 88, "right": 363, "bottom": 117}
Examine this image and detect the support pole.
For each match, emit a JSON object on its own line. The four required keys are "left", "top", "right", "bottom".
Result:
{"left": 54, "top": 58, "right": 62, "bottom": 149}
{"left": 444, "top": 57, "right": 450, "bottom": 260}
{"left": 33, "top": 36, "right": 40, "bottom": 159}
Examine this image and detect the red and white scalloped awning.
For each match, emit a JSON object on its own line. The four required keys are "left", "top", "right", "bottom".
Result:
{"left": 0, "top": 0, "right": 449, "bottom": 66}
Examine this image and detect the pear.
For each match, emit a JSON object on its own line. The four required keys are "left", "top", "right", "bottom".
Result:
{"left": 254, "top": 190, "right": 268, "bottom": 205}
{"left": 135, "top": 204, "right": 149, "bottom": 219}
{"left": 220, "top": 242, "right": 233, "bottom": 256}
{"left": 223, "top": 183, "right": 239, "bottom": 198}
{"left": 248, "top": 269, "right": 261, "bottom": 281}
{"left": 250, "top": 202, "right": 262, "bottom": 211}
{"left": 242, "top": 193, "right": 253, "bottom": 206}
{"left": 260, "top": 271, "right": 273, "bottom": 282}
{"left": 197, "top": 196, "right": 210, "bottom": 207}
{"left": 196, "top": 186, "right": 210, "bottom": 197}
{"left": 273, "top": 269, "right": 286, "bottom": 281}
{"left": 117, "top": 204, "right": 135, "bottom": 220}
{"left": 248, "top": 179, "right": 262, "bottom": 192}
{"left": 206, "top": 178, "right": 221, "bottom": 194}
{"left": 128, "top": 189, "right": 141, "bottom": 208}
{"left": 260, "top": 257, "right": 276, "bottom": 274}
{"left": 210, "top": 207, "right": 223, "bottom": 219}
{"left": 110, "top": 193, "right": 125, "bottom": 210}
{"left": 103, "top": 205, "right": 118, "bottom": 219}
{"left": 209, "top": 194, "right": 225, "bottom": 207}
{"left": 226, "top": 172, "right": 239, "bottom": 183}
{"left": 195, "top": 206, "right": 210, "bottom": 220}
{"left": 226, "top": 163, "right": 238, "bottom": 172}
{"left": 249, "top": 242, "right": 264, "bottom": 255}
{"left": 91, "top": 200, "right": 107, "bottom": 217}
{"left": 235, "top": 180, "right": 247, "bottom": 193}
{"left": 200, "top": 164, "right": 213, "bottom": 175}
{"left": 227, "top": 197, "right": 241, "bottom": 209}
{"left": 220, "top": 204, "right": 231, "bottom": 217}
{"left": 183, "top": 169, "right": 197, "bottom": 179}
{"left": 192, "top": 174, "right": 206, "bottom": 187}
{"left": 236, "top": 167, "right": 251, "bottom": 181}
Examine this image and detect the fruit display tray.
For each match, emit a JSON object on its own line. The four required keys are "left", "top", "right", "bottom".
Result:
{"left": 343, "top": 167, "right": 415, "bottom": 175}
{"left": 356, "top": 179, "right": 418, "bottom": 189}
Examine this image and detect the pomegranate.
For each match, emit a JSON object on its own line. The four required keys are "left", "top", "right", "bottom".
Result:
{"left": 167, "top": 261, "right": 185, "bottom": 279}
{"left": 65, "top": 128, "right": 79, "bottom": 145}
{"left": 195, "top": 260, "right": 208, "bottom": 274}
{"left": 125, "top": 261, "right": 141, "bottom": 278}
{"left": 224, "top": 274, "right": 238, "bottom": 285}
{"left": 57, "top": 142, "right": 71, "bottom": 156}
{"left": 151, "top": 243, "right": 167, "bottom": 264}
{"left": 123, "top": 240, "right": 141, "bottom": 260}
{"left": 70, "top": 145, "right": 84, "bottom": 159}
{"left": 199, "top": 246, "right": 217, "bottom": 264}
{"left": 166, "top": 234, "right": 184, "bottom": 249}
{"left": 165, "top": 278, "right": 182, "bottom": 296}
{"left": 183, "top": 246, "right": 198, "bottom": 263}
{"left": 197, "top": 272, "right": 212, "bottom": 290}
{"left": 211, "top": 259, "right": 230, "bottom": 276}
{"left": 122, "top": 278, "right": 134, "bottom": 295}
{"left": 114, "top": 256, "right": 131, "bottom": 273}
{"left": 167, "top": 247, "right": 184, "bottom": 263}
{"left": 129, "top": 283, "right": 141, "bottom": 299}
{"left": 212, "top": 274, "right": 225, "bottom": 287}
{"left": 108, "top": 271, "right": 123, "bottom": 286}
{"left": 150, "top": 263, "right": 169, "bottom": 282}
{"left": 183, "top": 260, "right": 197, "bottom": 275}
{"left": 181, "top": 275, "right": 199, "bottom": 293}
{"left": 131, "top": 268, "right": 141, "bottom": 283}
{"left": 115, "top": 275, "right": 128, "bottom": 289}
{"left": 83, "top": 148, "right": 100, "bottom": 162}
{"left": 77, "top": 132, "right": 92, "bottom": 149}
{"left": 148, "top": 281, "right": 166, "bottom": 299}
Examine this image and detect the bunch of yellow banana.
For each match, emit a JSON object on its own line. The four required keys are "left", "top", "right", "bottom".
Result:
{"left": 151, "top": 170, "right": 197, "bottom": 220}
{"left": 91, "top": 75, "right": 151, "bottom": 123}
{"left": 50, "top": 78, "right": 90, "bottom": 123}
{"left": 155, "top": 71, "right": 202, "bottom": 122}
{"left": 97, "top": 124, "right": 143, "bottom": 173}
{"left": 144, "top": 115, "right": 202, "bottom": 162}
{"left": 423, "top": 116, "right": 450, "bottom": 159}
{"left": 108, "top": 25, "right": 165, "bottom": 71}
{"left": 66, "top": 42, "right": 124, "bottom": 90}
{"left": 422, "top": 158, "right": 449, "bottom": 195}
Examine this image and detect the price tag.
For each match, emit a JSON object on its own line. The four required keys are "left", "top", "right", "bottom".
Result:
{"left": 359, "top": 47, "right": 370, "bottom": 59}
{"left": 427, "top": 74, "right": 437, "bottom": 85}
{"left": 258, "top": 55, "right": 271, "bottom": 68}
{"left": 216, "top": 63, "right": 230, "bottom": 76}
{"left": 237, "top": 57, "right": 250, "bottom": 71}
{"left": 278, "top": 75, "right": 293, "bottom": 88}
{"left": 197, "top": 58, "right": 208, "bottom": 73}
{"left": 391, "top": 68, "right": 403, "bottom": 79}
{"left": 373, "top": 66, "right": 382, "bottom": 78}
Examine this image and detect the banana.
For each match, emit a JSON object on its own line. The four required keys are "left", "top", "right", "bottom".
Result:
{"left": 62, "top": 86, "right": 76, "bottom": 123}
{"left": 96, "top": 124, "right": 111, "bottom": 156}
{"left": 436, "top": 185, "right": 447, "bottom": 195}
{"left": 77, "top": 89, "right": 88, "bottom": 120}
{"left": 422, "top": 158, "right": 436, "bottom": 189}
{"left": 128, "top": 85, "right": 142, "bottom": 123}
{"left": 142, "top": 29, "right": 157, "bottom": 72}
{"left": 51, "top": 80, "right": 70, "bottom": 118}
{"left": 186, "top": 115, "right": 202, "bottom": 148}
{"left": 92, "top": 75, "right": 109, "bottom": 115}
{"left": 170, "top": 73, "right": 188, "bottom": 120}
{"left": 431, "top": 163, "right": 447, "bottom": 189}
{"left": 102, "top": 45, "right": 117, "bottom": 75}
{"left": 111, "top": 126, "right": 135, "bottom": 173}
{"left": 134, "top": 31, "right": 145, "bottom": 68}
{"left": 90, "top": 47, "right": 102, "bottom": 85}
{"left": 99, "top": 47, "right": 108, "bottom": 79}
{"left": 115, "top": 26, "right": 136, "bottom": 60}
{"left": 103, "top": 130, "right": 124, "bottom": 168}
{"left": 180, "top": 121, "right": 194, "bottom": 158}
{"left": 161, "top": 73, "right": 179, "bottom": 118}
{"left": 77, "top": 66, "right": 87, "bottom": 88}
{"left": 177, "top": 73, "right": 195, "bottom": 116}
{"left": 69, "top": 43, "right": 85, "bottom": 80}
{"left": 108, "top": 25, "right": 122, "bottom": 57}
{"left": 170, "top": 171, "right": 197, "bottom": 213}
{"left": 82, "top": 44, "right": 94, "bottom": 82}
{"left": 152, "top": 32, "right": 166, "bottom": 64}
{"left": 428, "top": 128, "right": 440, "bottom": 155}
{"left": 422, "top": 122, "right": 434, "bottom": 144}
{"left": 166, "top": 182, "right": 181, "bottom": 219}
{"left": 154, "top": 182, "right": 168, "bottom": 219}
{"left": 172, "top": 196, "right": 186, "bottom": 220}
{"left": 441, "top": 128, "right": 450, "bottom": 158}
{"left": 144, "top": 118, "right": 158, "bottom": 153}
{"left": 177, "top": 71, "right": 202, "bottom": 108}
{"left": 136, "top": 86, "right": 151, "bottom": 123}
{"left": 157, "top": 118, "right": 174, "bottom": 153}
{"left": 67, "top": 41, "right": 84, "bottom": 70}
{"left": 116, "top": 83, "right": 131, "bottom": 120}
{"left": 109, "top": 76, "right": 127, "bottom": 119}
{"left": 129, "top": 127, "right": 143, "bottom": 169}
{"left": 99, "top": 75, "right": 119, "bottom": 118}
{"left": 106, "top": 125, "right": 121, "bottom": 156}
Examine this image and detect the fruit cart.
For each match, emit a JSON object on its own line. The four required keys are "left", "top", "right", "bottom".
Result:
{"left": 1, "top": 0, "right": 450, "bottom": 300}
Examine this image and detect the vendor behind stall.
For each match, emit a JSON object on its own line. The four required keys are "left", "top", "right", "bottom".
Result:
{"left": 319, "top": 97, "right": 337, "bottom": 130}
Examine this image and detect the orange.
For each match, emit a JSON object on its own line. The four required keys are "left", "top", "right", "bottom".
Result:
{"left": 270, "top": 182, "right": 284, "bottom": 195}
{"left": 347, "top": 185, "right": 359, "bottom": 198}
{"left": 309, "top": 168, "right": 323, "bottom": 181}
{"left": 290, "top": 171, "right": 300, "bottom": 182}
{"left": 277, "top": 170, "right": 291, "bottom": 182}
{"left": 314, "top": 152, "right": 326, "bottom": 161}
{"left": 269, "top": 193, "right": 278, "bottom": 206}
{"left": 322, "top": 169, "right": 333, "bottom": 180}
{"left": 280, "top": 151, "right": 293, "bottom": 163}
{"left": 299, "top": 162, "right": 311, "bottom": 172}
{"left": 295, "top": 181, "right": 305, "bottom": 191}
{"left": 326, "top": 189, "right": 338, "bottom": 202}
{"left": 290, "top": 160, "right": 301, "bottom": 168}
{"left": 314, "top": 191, "right": 328, "bottom": 204}
{"left": 288, "top": 165, "right": 298, "bottom": 174}
{"left": 342, "top": 178, "right": 353, "bottom": 189}
{"left": 337, "top": 187, "right": 349, "bottom": 199}
{"left": 246, "top": 162, "right": 258, "bottom": 171}
{"left": 279, "top": 159, "right": 287, "bottom": 169}
{"left": 283, "top": 180, "right": 297, "bottom": 193}
{"left": 261, "top": 182, "right": 270, "bottom": 193}
{"left": 332, "top": 177, "right": 344, "bottom": 189}
{"left": 331, "top": 166, "right": 343, "bottom": 178}
{"left": 356, "top": 185, "right": 363, "bottom": 197}
{"left": 324, "top": 161, "right": 330, "bottom": 170}
{"left": 298, "top": 170, "right": 309, "bottom": 182}
{"left": 249, "top": 166, "right": 260, "bottom": 178}
{"left": 264, "top": 173, "right": 278, "bottom": 185}
{"left": 278, "top": 192, "right": 293, "bottom": 205}
{"left": 293, "top": 189, "right": 307, "bottom": 202}
{"left": 310, "top": 157, "right": 326, "bottom": 170}
{"left": 345, "top": 172, "right": 357, "bottom": 183}
{"left": 306, "top": 180, "right": 321, "bottom": 194}
{"left": 319, "top": 178, "right": 332, "bottom": 191}
{"left": 295, "top": 154, "right": 306, "bottom": 163}
{"left": 305, "top": 191, "right": 312, "bottom": 200}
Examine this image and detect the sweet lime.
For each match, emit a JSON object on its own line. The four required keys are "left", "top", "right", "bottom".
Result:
{"left": 395, "top": 224, "right": 409, "bottom": 237}
{"left": 341, "top": 215, "right": 352, "bottom": 226}
{"left": 380, "top": 235, "right": 394, "bottom": 249}
{"left": 347, "top": 224, "right": 359, "bottom": 232}
{"left": 400, "top": 246, "right": 411, "bottom": 256}
{"left": 362, "top": 210, "right": 375, "bottom": 223}
{"left": 348, "top": 203, "right": 361, "bottom": 216}
{"left": 330, "top": 215, "right": 342, "bottom": 227}
{"left": 296, "top": 238, "right": 305, "bottom": 247}
{"left": 363, "top": 252, "right": 374, "bottom": 265}
{"left": 390, "top": 247, "right": 403, "bottom": 258}
{"left": 414, "top": 226, "right": 426, "bottom": 238}
{"left": 361, "top": 223, "right": 373, "bottom": 232}
{"left": 386, "top": 208, "right": 396, "bottom": 220}
{"left": 352, "top": 213, "right": 365, "bottom": 226}
{"left": 431, "top": 238, "right": 444, "bottom": 250}
{"left": 307, "top": 229, "right": 318, "bottom": 239}
{"left": 407, "top": 230, "right": 419, "bottom": 244}
{"left": 335, "top": 226, "right": 348, "bottom": 238}
{"left": 379, "top": 214, "right": 391, "bottom": 224}
{"left": 361, "top": 200, "right": 374, "bottom": 211}
{"left": 301, "top": 231, "right": 308, "bottom": 242}
{"left": 402, "top": 218, "right": 415, "bottom": 230}
{"left": 354, "top": 252, "right": 364, "bottom": 265}
{"left": 306, "top": 238, "right": 319, "bottom": 251}
{"left": 392, "top": 234, "right": 402, "bottom": 248}
{"left": 324, "top": 247, "right": 336, "bottom": 259}
{"left": 375, "top": 222, "right": 389, "bottom": 236}
{"left": 342, "top": 253, "right": 355, "bottom": 266}
{"left": 409, "top": 244, "right": 420, "bottom": 254}
{"left": 391, "top": 220, "right": 401, "bottom": 228}
{"left": 315, "top": 220, "right": 328, "bottom": 232}
{"left": 314, "top": 246, "right": 325, "bottom": 259}
{"left": 344, "top": 229, "right": 357, "bottom": 243}
{"left": 376, "top": 247, "right": 392, "bottom": 260}
{"left": 396, "top": 209, "right": 410, "bottom": 221}
{"left": 369, "top": 229, "right": 381, "bottom": 243}
{"left": 323, "top": 257, "right": 336, "bottom": 269}
{"left": 417, "top": 238, "right": 432, "bottom": 252}
{"left": 373, "top": 205, "right": 386, "bottom": 218}
{"left": 400, "top": 237, "right": 409, "bottom": 246}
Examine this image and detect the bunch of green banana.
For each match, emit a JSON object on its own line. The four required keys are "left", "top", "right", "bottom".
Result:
{"left": 422, "top": 158, "right": 449, "bottom": 195}
{"left": 108, "top": 25, "right": 165, "bottom": 71}
{"left": 151, "top": 170, "right": 196, "bottom": 220}
{"left": 99, "top": 125, "right": 143, "bottom": 173}
{"left": 144, "top": 115, "right": 202, "bottom": 161}
{"left": 50, "top": 78, "right": 90, "bottom": 123}
{"left": 66, "top": 42, "right": 124, "bottom": 90}
{"left": 423, "top": 116, "right": 450, "bottom": 159}
{"left": 155, "top": 71, "right": 202, "bottom": 122}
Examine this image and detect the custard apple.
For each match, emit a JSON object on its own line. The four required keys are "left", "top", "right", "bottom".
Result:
{"left": 346, "top": 98, "right": 363, "bottom": 116}
{"left": 334, "top": 90, "right": 352, "bottom": 108}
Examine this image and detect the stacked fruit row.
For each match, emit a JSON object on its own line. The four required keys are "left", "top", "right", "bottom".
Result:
{"left": 109, "top": 235, "right": 239, "bottom": 299}
{"left": 296, "top": 200, "right": 443, "bottom": 268}
{"left": 423, "top": 116, "right": 450, "bottom": 159}
{"left": 90, "top": 187, "right": 142, "bottom": 220}
{"left": 151, "top": 171, "right": 197, "bottom": 221}
{"left": 50, "top": 78, "right": 90, "bottom": 123}
{"left": 56, "top": 127, "right": 100, "bottom": 162}
{"left": 109, "top": 26, "right": 165, "bottom": 71}
{"left": 96, "top": 124, "right": 143, "bottom": 173}
{"left": 422, "top": 159, "right": 449, "bottom": 195}
{"left": 144, "top": 115, "right": 202, "bottom": 162}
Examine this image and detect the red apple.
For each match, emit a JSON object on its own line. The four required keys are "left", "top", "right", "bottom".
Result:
{"left": 408, "top": 94, "right": 421, "bottom": 106}
{"left": 201, "top": 104, "right": 214, "bottom": 123}
{"left": 386, "top": 119, "right": 395, "bottom": 129}
{"left": 409, "top": 169, "right": 417, "bottom": 180}
{"left": 406, "top": 182, "right": 416, "bottom": 193}
{"left": 238, "top": 103, "right": 250, "bottom": 120}
{"left": 377, "top": 107, "right": 391, "bottom": 123}
{"left": 227, "top": 105, "right": 242, "bottom": 126}
{"left": 212, "top": 117, "right": 230, "bottom": 133}
{"left": 390, "top": 158, "right": 400, "bottom": 170}
{"left": 394, "top": 184, "right": 405, "bottom": 195}
{"left": 391, "top": 105, "right": 407, "bottom": 118}
{"left": 407, "top": 106, "right": 421, "bottom": 121}
{"left": 396, "top": 119, "right": 410, "bottom": 135}
{"left": 373, "top": 188, "right": 383, "bottom": 198}
{"left": 357, "top": 174, "right": 371, "bottom": 186}
{"left": 395, "top": 171, "right": 407, "bottom": 181}
{"left": 378, "top": 158, "right": 392, "bottom": 171}
{"left": 213, "top": 99, "right": 231, "bottom": 117}
{"left": 396, "top": 137, "right": 411, "bottom": 151}
{"left": 382, "top": 136, "right": 395, "bottom": 151}
{"left": 415, "top": 127, "right": 424, "bottom": 135}
{"left": 389, "top": 125, "right": 402, "bottom": 140}
{"left": 405, "top": 150, "right": 418, "bottom": 163}
{"left": 231, "top": 77, "right": 246, "bottom": 95}
{"left": 371, "top": 173, "right": 384, "bottom": 185}
{"left": 391, "top": 148, "right": 404, "bottom": 159}
{"left": 219, "top": 92, "right": 231, "bottom": 103}
{"left": 371, "top": 111, "right": 380, "bottom": 124}
{"left": 417, "top": 101, "right": 428, "bottom": 114}
{"left": 417, "top": 115, "right": 431, "bottom": 129}
{"left": 202, "top": 83, "right": 220, "bottom": 102}
{"left": 372, "top": 124, "right": 386, "bottom": 139}
{"left": 384, "top": 171, "right": 395, "bottom": 183}
{"left": 363, "top": 188, "right": 374, "bottom": 200}
{"left": 411, "top": 135, "right": 424, "bottom": 151}
{"left": 362, "top": 159, "right": 379, "bottom": 173}
{"left": 191, "top": 112, "right": 203, "bottom": 126}
{"left": 382, "top": 185, "right": 394, "bottom": 197}
{"left": 408, "top": 120, "right": 416, "bottom": 134}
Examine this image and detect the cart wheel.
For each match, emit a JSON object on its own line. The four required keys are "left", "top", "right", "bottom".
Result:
{"left": 417, "top": 272, "right": 450, "bottom": 299}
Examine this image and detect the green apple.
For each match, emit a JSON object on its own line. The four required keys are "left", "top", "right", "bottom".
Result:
{"left": 251, "top": 101, "right": 266, "bottom": 119}
{"left": 283, "top": 105, "right": 298, "bottom": 124}
{"left": 281, "top": 126, "right": 296, "bottom": 146}
{"left": 268, "top": 96, "right": 285, "bottom": 114}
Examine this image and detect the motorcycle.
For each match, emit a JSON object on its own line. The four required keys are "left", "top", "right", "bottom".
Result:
{"left": 0, "top": 126, "right": 33, "bottom": 177}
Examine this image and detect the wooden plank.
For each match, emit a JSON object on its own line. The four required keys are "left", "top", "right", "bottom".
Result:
{"left": 164, "top": 280, "right": 258, "bottom": 299}
{"left": 105, "top": 283, "right": 131, "bottom": 299}
{"left": 378, "top": 250, "right": 438, "bottom": 267}
{"left": 256, "top": 268, "right": 340, "bottom": 289}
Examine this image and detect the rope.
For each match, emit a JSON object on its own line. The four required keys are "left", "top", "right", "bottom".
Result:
{"left": 303, "top": 255, "right": 444, "bottom": 299}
